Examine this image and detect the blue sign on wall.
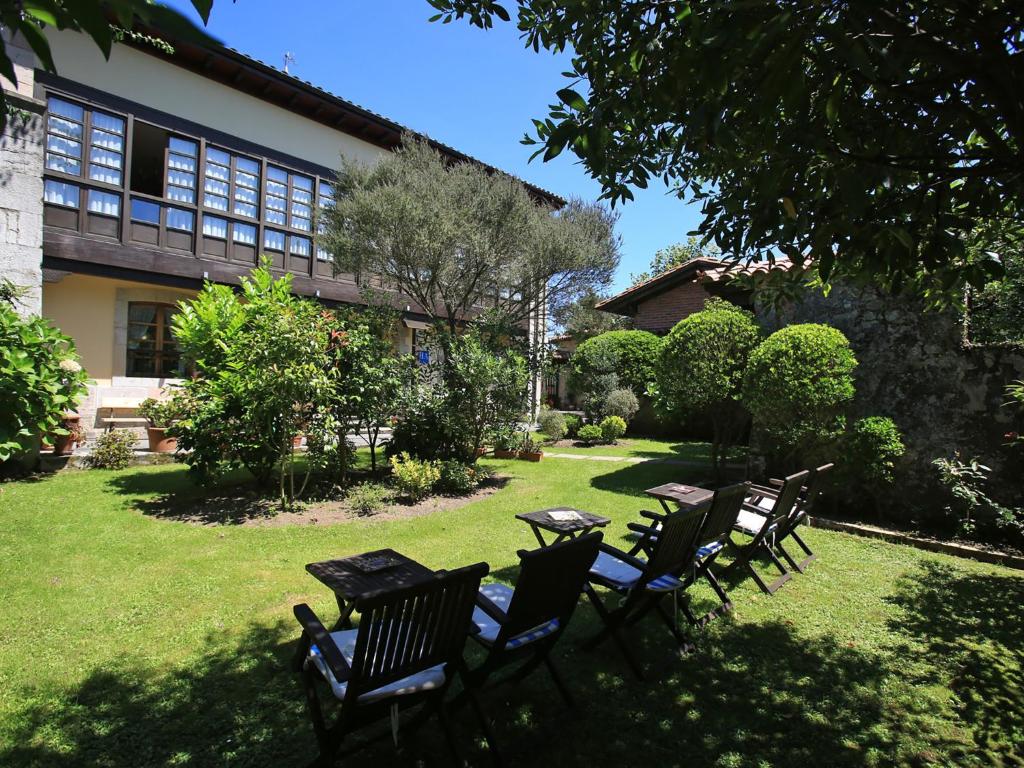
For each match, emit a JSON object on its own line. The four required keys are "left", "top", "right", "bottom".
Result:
{"left": 417, "top": 350, "right": 430, "bottom": 365}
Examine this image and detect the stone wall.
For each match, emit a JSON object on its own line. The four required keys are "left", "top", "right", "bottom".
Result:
{"left": 765, "top": 283, "right": 1024, "bottom": 506}
{"left": 0, "top": 31, "right": 44, "bottom": 317}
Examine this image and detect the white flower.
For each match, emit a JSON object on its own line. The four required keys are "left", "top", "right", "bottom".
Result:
{"left": 59, "top": 359, "right": 82, "bottom": 373}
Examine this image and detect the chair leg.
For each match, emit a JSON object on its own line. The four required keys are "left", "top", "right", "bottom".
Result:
{"left": 654, "top": 596, "right": 695, "bottom": 652}
{"left": 764, "top": 545, "right": 793, "bottom": 593}
{"left": 583, "top": 586, "right": 645, "bottom": 679}
{"left": 543, "top": 655, "right": 575, "bottom": 708}
{"left": 789, "top": 529, "right": 818, "bottom": 570}
{"left": 300, "top": 670, "right": 337, "bottom": 766}
{"left": 775, "top": 540, "right": 803, "bottom": 574}
{"left": 438, "top": 702, "right": 465, "bottom": 767}
{"left": 465, "top": 685, "right": 503, "bottom": 767}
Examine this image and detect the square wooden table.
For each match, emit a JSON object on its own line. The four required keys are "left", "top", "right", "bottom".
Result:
{"left": 306, "top": 548, "right": 435, "bottom": 629}
{"left": 516, "top": 507, "right": 611, "bottom": 547}
{"left": 645, "top": 483, "right": 714, "bottom": 515}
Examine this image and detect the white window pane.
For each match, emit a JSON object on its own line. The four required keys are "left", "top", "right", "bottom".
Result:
{"left": 91, "top": 111, "right": 124, "bottom": 135}
{"left": 202, "top": 215, "right": 227, "bottom": 238}
{"left": 46, "top": 154, "right": 81, "bottom": 175}
{"left": 204, "top": 194, "right": 228, "bottom": 211}
{"left": 204, "top": 178, "right": 229, "bottom": 196}
{"left": 291, "top": 202, "right": 311, "bottom": 218}
{"left": 205, "top": 163, "right": 230, "bottom": 182}
{"left": 44, "top": 180, "right": 80, "bottom": 208}
{"left": 266, "top": 180, "right": 287, "bottom": 197}
{"left": 87, "top": 189, "right": 120, "bottom": 216}
{"left": 292, "top": 188, "right": 312, "bottom": 205}
{"left": 167, "top": 207, "right": 194, "bottom": 232}
{"left": 235, "top": 186, "right": 258, "bottom": 204}
{"left": 48, "top": 97, "right": 84, "bottom": 122}
{"left": 265, "top": 196, "right": 286, "bottom": 212}
{"left": 266, "top": 210, "right": 286, "bottom": 225}
{"left": 91, "top": 129, "right": 123, "bottom": 152}
{"left": 169, "top": 137, "right": 198, "bottom": 156}
{"left": 292, "top": 217, "right": 311, "bottom": 232}
{"left": 167, "top": 186, "right": 195, "bottom": 204}
{"left": 233, "top": 201, "right": 257, "bottom": 218}
{"left": 268, "top": 166, "right": 288, "bottom": 183}
{"left": 131, "top": 198, "right": 160, "bottom": 223}
{"left": 47, "top": 135, "right": 81, "bottom": 158}
{"left": 290, "top": 236, "right": 311, "bottom": 256}
{"left": 167, "top": 169, "right": 195, "bottom": 188}
{"left": 316, "top": 246, "right": 333, "bottom": 262}
{"left": 168, "top": 153, "right": 196, "bottom": 172}
{"left": 235, "top": 171, "right": 259, "bottom": 190}
{"left": 264, "top": 229, "right": 285, "bottom": 250}
{"left": 89, "top": 146, "right": 122, "bottom": 169}
{"left": 232, "top": 222, "right": 256, "bottom": 244}
{"left": 292, "top": 175, "right": 313, "bottom": 191}
{"left": 206, "top": 147, "right": 230, "bottom": 166}
{"left": 48, "top": 116, "right": 82, "bottom": 140}
{"left": 89, "top": 165, "right": 122, "bottom": 185}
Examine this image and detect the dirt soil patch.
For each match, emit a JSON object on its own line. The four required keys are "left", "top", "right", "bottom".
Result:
{"left": 132, "top": 476, "right": 510, "bottom": 527}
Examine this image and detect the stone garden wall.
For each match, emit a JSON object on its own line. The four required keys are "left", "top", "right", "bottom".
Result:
{"left": 763, "top": 283, "right": 1024, "bottom": 509}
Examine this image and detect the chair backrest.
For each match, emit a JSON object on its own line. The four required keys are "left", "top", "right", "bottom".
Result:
{"left": 645, "top": 506, "right": 707, "bottom": 581}
{"left": 798, "top": 463, "right": 834, "bottom": 516}
{"left": 698, "top": 481, "right": 751, "bottom": 548}
{"left": 754, "top": 470, "right": 810, "bottom": 542}
{"left": 499, "top": 532, "right": 602, "bottom": 644}
{"left": 344, "top": 561, "right": 489, "bottom": 701}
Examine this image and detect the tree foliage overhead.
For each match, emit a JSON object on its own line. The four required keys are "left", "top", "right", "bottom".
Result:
{"left": 630, "top": 236, "right": 721, "bottom": 286}
{"left": 323, "top": 136, "right": 620, "bottom": 332}
{"left": 1, "top": 1, "right": 217, "bottom": 129}
{"left": 550, "top": 288, "right": 630, "bottom": 342}
{"left": 430, "top": 0, "right": 1023, "bottom": 296}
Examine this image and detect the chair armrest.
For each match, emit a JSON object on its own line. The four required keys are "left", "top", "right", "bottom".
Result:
{"left": 741, "top": 501, "right": 772, "bottom": 516}
{"left": 639, "top": 509, "right": 667, "bottom": 523}
{"left": 294, "top": 604, "right": 351, "bottom": 681}
{"left": 474, "top": 591, "right": 508, "bottom": 625}
{"left": 627, "top": 522, "right": 661, "bottom": 539}
{"left": 768, "top": 477, "right": 784, "bottom": 487}
{"left": 597, "top": 542, "right": 648, "bottom": 572}
{"left": 749, "top": 484, "right": 780, "bottom": 499}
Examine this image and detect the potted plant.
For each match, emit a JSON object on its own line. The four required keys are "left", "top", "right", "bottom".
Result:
{"left": 492, "top": 427, "right": 518, "bottom": 459}
{"left": 51, "top": 413, "right": 85, "bottom": 455}
{"left": 138, "top": 395, "right": 182, "bottom": 453}
{"left": 518, "top": 432, "right": 544, "bottom": 462}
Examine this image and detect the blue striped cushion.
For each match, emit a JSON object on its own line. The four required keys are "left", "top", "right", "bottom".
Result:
{"left": 645, "top": 573, "right": 683, "bottom": 592}
{"left": 309, "top": 629, "right": 446, "bottom": 703}
{"left": 471, "top": 583, "right": 561, "bottom": 648}
{"left": 734, "top": 509, "right": 769, "bottom": 536}
{"left": 589, "top": 550, "right": 643, "bottom": 589}
{"left": 697, "top": 540, "right": 724, "bottom": 558}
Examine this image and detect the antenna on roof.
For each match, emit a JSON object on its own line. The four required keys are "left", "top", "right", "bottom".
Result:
{"left": 283, "top": 52, "right": 295, "bottom": 74}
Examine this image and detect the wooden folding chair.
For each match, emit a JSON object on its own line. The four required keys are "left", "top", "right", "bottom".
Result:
{"left": 725, "top": 470, "right": 810, "bottom": 595}
{"left": 292, "top": 562, "right": 488, "bottom": 766}
{"left": 582, "top": 507, "right": 706, "bottom": 679}
{"left": 458, "top": 533, "right": 602, "bottom": 763}
{"left": 746, "top": 463, "right": 833, "bottom": 572}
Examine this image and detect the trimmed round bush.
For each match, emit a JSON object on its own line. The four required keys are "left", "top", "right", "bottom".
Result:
{"left": 564, "top": 414, "right": 581, "bottom": 439}
{"left": 537, "top": 408, "right": 567, "bottom": 441}
{"left": 572, "top": 330, "right": 663, "bottom": 398}
{"left": 743, "top": 323, "right": 857, "bottom": 455}
{"left": 603, "top": 388, "right": 639, "bottom": 423}
{"left": 600, "top": 415, "right": 627, "bottom": 443}
{"left": 847, "top": 416, "right": 905, "bottom": 485}
{"left": 578, "top": 424, "right": 603, "bottom": 445}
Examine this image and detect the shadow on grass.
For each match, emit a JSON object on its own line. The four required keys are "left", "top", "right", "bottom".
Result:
{"left": 588, "top": 460, "right": 708, "bottom": 500}
{"left": 1, "top": 607, "right": 949, "bottom": 768}
{"left": 886, "top": 560, "right": 1024, "bottom": 765}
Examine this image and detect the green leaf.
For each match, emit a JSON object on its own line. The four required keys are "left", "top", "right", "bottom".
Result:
{"left": 556, "top": 87, "right": 587, "bottom": 111}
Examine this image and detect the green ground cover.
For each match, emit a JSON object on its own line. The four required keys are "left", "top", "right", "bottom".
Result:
{"left": 1, "top": 452, "right": 1021, "bottom": 767}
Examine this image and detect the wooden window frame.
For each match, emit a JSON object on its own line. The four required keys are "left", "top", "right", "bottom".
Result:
{"left": 125, "top": 301, "right": 183, "bottom": 379}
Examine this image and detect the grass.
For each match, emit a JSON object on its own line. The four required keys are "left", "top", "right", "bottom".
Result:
{"left": 536, "top": 434, "right": 747, "bottom": 462}
{"left": 1, "top": 454, "right": 1022, "bottom": 767}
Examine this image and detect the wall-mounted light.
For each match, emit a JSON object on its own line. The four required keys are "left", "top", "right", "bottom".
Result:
{"left": 202, "top": 271, "right": 209, "bottom": 280}
{"left": 315, "top": 289, "right": 321, "bottom": 298}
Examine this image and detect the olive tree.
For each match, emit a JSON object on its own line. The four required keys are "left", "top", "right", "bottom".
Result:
{"left": 654, "top": 299, "right": 761, "bottom": 477}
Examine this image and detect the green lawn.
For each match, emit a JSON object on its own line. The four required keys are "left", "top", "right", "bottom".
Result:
{"left": 536, "top": 435, "right": 748, "bottom": 462}
{"left": 1, "top": 455, "right": 1022, "bottom": 767}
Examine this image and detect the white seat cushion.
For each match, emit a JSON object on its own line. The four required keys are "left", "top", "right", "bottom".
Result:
{"left": 589, "top": 551, "right": 682, "bottom": 592}
{"left": 472, "top": 583, "right": 561, "bottom": 648}
{"left": 747, "top": 494, "right": 775, "bottom": 513}
{"left": 309, "top": 629, "right": 446, "bottom": 704}
{"left": 734, "top": 509, "right": 770, "bottom": 536}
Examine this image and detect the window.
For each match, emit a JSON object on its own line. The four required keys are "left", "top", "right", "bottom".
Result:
{"left": 86, "top": 189, "right": 120, "bottom": 217}
{"left": 45, "top": 96, "right": 125, "bottom": 185}
{"left": 291, "top": 174, "right": 313, "bottom": 231}
{"left": 126, "top": 303, "right": 184, "bottom": 378}
{"left": 202, "top": 215, "right": 227, "bottom": 239}
{"left": 232, "top": 222, "right": 256, "bottom": 244}
{"left": 265, "top": 165, "right": 313, "bottom": 231}
{"left": 88, "top": 111, "right": 125, "bottom": 185}
{"left": 44, "top": 179, "right": 80, "bottom": 208}
{"left": 290, "top": 235, "right": 311, "bottom": 257}
{"left": 264, "top": 228, "right": 285, "bottom": 252}
{"left": 316, "top": 181, "right": 334, "bottom": 261}
{"left": 167, "top": 137, "right": 198, "bottom": 203}
{"left": 167, "top": 207, "right": 194, "bottom": 232}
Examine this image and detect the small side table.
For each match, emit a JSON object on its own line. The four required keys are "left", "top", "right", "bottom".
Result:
{"left": 644, "top": 483, "right": 714, "bottom": 515}
{"left": 516, "top": 507, "right": 611, "bottom": 547}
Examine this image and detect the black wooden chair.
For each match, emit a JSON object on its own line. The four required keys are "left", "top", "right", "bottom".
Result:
{"left": 458, "top": 533, "right": 602, "bottom": 762}
{"left": 725, "top": 469, "right": 810, "bottom": 594}
{"left": 583, "top": 507, "right": 707, "bottom": 679}
{"left": 293, "top": 561, "right": 488, "bottom": 766}
{"left": 746, "top": 463, "right": 834, "bottom": 573}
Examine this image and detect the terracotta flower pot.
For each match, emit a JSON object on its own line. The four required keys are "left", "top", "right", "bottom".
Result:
{"left": 52, "top": 414, "right": 81, "bottom": 456}
{"left": 475, "top": 446, "right": 488, "bottom": 458}
{"left": 292, "top": 435, "right": 304, "bottom": 449}
{"left": 518, "top": 450, "right": 544, "bottom": 462}
{"left": 493, "top": 449, "right": 518, "bottom": 459}
{"left": 147, "top": 427, "right": 177, "bottom": 453}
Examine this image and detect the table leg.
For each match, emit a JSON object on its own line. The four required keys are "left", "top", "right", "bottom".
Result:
{"left": 659, "top": 498, "right": 674, "bottom": 516}
{"left": 332, "top": 593, "right": 356, "bottom": 630}
{"left": 529, "top": 524, "right": 550, "bottom": 548}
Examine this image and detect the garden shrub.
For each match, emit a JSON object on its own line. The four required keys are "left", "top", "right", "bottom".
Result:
{"left": 86, "top": 430, "right": 137, "bottom": 469}
{"left": 138, "top": 391, "right": 187, "bottom": 428}
{"left": 436, "top": 460, "right": 480, "bottom": 495}
{"left": 654, "top": 298, "right": 761, "bottom": 476}
{"left": 389, "top": 452, "right": 441, "bottom": 501}
{"left": 847, "top": 416, "right": 905, "bottom": 486}
{"left": 603, "top": 388, "right": 639, "bottom": 423}
{"left": 537, "top": 408, "right": 567, "bottom": 441}
{"left": 563, "top": 414, "right": 581, "bottom": 439}
{"left": 0, "top": 291, "right": 89, "bottom": 464}
{"left": 743, "top": 323, "right": 857, "bottom": 463}
{"left": 578, "top": 424, "right": 603, "bottom": 445}
{"left": 933, "top": 455, "right": 1024, "bottom": 544}
{"left": 572, "top": 330, "right": 663, "bottom": 397}
{"left": 600, "top": 415, "right": 627, "bottom": 443}
{"left": 345, "top": 482, "right": 394, "bottom": 516}
{"left": 520, "top": 432, "right": 543, "bottom": 454}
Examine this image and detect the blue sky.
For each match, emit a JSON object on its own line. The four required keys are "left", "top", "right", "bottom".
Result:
{"left": 163, "top": 0, "right": 705, "bottom": 293}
